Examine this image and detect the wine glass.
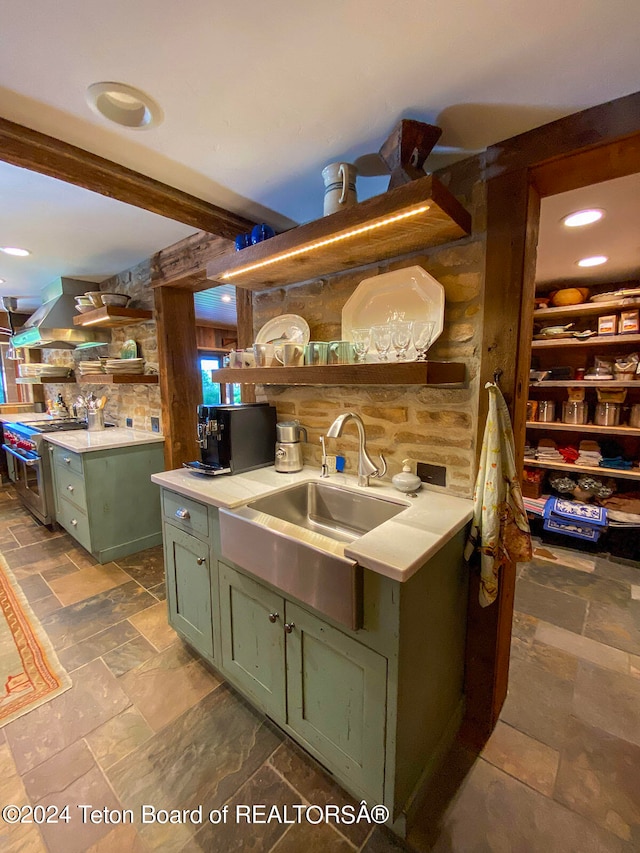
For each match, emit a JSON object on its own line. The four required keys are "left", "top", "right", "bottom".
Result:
{"left": 352, "top": 328, "right": 372, "bottom": 362}
{"left": 372, "top": 324, "right": 392, "bottom": 361}
{"left": 412, "top": 321, "right": 435, "bottom": 361}
{"left": 390, "top": 320, "right": 413, "bottom": 360}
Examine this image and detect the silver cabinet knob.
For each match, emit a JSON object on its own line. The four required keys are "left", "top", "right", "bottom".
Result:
{"left": 67, "top": 484, "right": 74, "bottom": 492}
{"left": 70, "top": 519, "right": 78, "bottom": 527}
{"left": 268, "top": 612, "right": 279, "bottom": 623}
{"left": 196, "top": 556, "right": 206, "bottom": 565}
{"left": 63, "top": 457, "right": 71, "bottom": 464}
{"left": 175, "top": 508, "right": 190, "bottom": 520}
{"left": 284, "top": 622, "right": 295, "bottom": 634}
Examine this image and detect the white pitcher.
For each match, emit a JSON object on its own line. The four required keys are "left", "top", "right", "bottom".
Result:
{"left": 322, "top": 162, "right": 358, "bottom": 216}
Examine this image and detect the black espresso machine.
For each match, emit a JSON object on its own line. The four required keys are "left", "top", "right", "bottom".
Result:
{"left": 184, "top": 403, "right": 277, "bottom": 476}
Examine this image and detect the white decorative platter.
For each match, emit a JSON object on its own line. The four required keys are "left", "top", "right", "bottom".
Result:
{"left": 341, "top": 266, "right": 445, "bottom": 354}
{"left": 255, "top": 314, "right": 310, "bottom": 346}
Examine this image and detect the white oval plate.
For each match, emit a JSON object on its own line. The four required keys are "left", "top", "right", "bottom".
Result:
{"left": 341, "top": 266, "right": 445, "bottom": 354}
{"left": 255, "top": 314, "right": 310, "bottom": 346}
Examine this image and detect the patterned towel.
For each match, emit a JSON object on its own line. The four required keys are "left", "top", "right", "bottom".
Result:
{"left": 464, "top": 382, "right": 532, "bottom": 607}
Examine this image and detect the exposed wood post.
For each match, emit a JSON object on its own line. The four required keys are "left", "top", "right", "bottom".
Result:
{"left": 235, "top": 287, "right": 256, "bottom": 404}
{"left": 460, "top": 169, "right": 541, "bottom": 747}
{"left": 154, "top": 287, "right": 201, "bottom": 469}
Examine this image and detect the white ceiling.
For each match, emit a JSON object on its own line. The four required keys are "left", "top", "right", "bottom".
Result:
{"left": 536, "top": 173, "right": 640, "bottom": 286}
{"left": 1, "top": 0, "right": 639, "bottom": 321}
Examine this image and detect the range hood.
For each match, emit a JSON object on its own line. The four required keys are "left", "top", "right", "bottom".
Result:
{"left": 10, "top": 278, "right": 111, "bottom": 350}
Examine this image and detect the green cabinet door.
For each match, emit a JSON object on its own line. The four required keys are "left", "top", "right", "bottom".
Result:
{"left": 285, "top": 601, "right": 387, "bottom": 803}
{"left": 164, "top": 523, "right": 214, "bottom": 660}
{"left": 218, "top": 561, "right": 286, "bottom": 721}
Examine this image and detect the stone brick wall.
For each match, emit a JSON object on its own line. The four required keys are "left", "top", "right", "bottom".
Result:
{"left": 43, "top": 258, "right": 162, "bottom": 432}
{"left": 254, "top": 158, "right": 487, "bottom": 497}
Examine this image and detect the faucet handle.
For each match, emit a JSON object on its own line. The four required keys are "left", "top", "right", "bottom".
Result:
{"left": 374, "top": 453, "right": 387, "bottom": 479}
{"left": 320, "top": 436, "right": 330, "bottom": 478}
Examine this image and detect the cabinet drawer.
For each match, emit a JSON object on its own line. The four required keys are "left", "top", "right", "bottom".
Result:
{"left": 51, "top": 445, "right": 83, "bottom": 476}
{"left": 56, "top": 496, "right": 92, "bottom": 552}
{"left": 54, "top": 467, "right": 87, "bottom": 513}
{"left": 162, "top": 491, "right": 209, "bottom": 540}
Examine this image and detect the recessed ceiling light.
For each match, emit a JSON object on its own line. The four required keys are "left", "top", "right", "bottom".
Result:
{"left": 562, "top": 209, "right": 604, "bottom": 228}
{"left": 0, "top": 278, "right": 5, "bottom": 285}
{"left": 86, "top": 82, "right": 163, "bottom": 129}
{"left": 577, "top": 255, "right": 608, "bottom": 267}
{"left": 0, "top": 247, "right": 30, "bottom": 257}
{"left": 221, "top": 294, "right": 232, "bottom": 303}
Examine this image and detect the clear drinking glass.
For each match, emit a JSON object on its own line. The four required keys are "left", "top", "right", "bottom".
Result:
{"left": 412, "top": 321, "right": 435, "bottom": 361}
{"left": 372, "top": 324, "right": 392, "bottom": 361}
{"left": 391, "top": 320, "right": 413, "bottom": 360}
{"left": 352, "top": 328, "right": 372, "bottom": 362}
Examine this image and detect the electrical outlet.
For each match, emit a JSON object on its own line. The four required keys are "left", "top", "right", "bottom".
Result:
{"left": 150, "top": 417, "right": 160, "bottom": 433}
{"left": 125, "top": 418, "right": 133, "bottom": 428}
{"left": 417, "top": 462, "right": 447, "bottom": 487}
{"left": 325, "top": 455, "right": 337, "bottom": 475}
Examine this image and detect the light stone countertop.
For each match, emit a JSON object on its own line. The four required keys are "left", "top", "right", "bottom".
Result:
{"left": 0, "top": 412, "right": 49, "bottom": 424}
{"left": 151, "top": 466, "right": 473, "bottom": 583}
{"left": 43, "top": 428, "right": 165, "bottom": 453}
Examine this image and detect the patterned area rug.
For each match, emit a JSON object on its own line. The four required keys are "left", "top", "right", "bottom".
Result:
{"left": 0, "top": 552, "right": 71, "bottom": 725}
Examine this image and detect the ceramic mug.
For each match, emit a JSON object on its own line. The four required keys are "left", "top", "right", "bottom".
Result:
{"left": 253, "top": 343, "right": 276, "bottom": 367}
{"left": 242, "top": 348, "right": 256, "bottom": 368}
{"left": 275, "top": 342, "right": 305, "bottom": 367}
{"left": 305, "top": 341, "right": 329, "bottom": 365}
{"left": 328, "top": 340, "right": 355, "bottom": 365}
{"left": 322, "top": 162, "right": 358, "bottom": 216}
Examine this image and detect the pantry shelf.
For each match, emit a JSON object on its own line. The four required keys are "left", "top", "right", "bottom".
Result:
{"left": 525, "top": 459, "right": 640, "bottom": 482}
{"left": 526, "top": 421, "right": 640, "bottom": 437}
{"left": 531, "top": 333, "right": 640, "bottom": 349}
{"left": 533, "top": 298, "right": 640, "bottom": 321}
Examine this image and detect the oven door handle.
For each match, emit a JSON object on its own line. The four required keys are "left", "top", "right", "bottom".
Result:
{"left": 2, "top": 444, "right": 40, "bottom": 467}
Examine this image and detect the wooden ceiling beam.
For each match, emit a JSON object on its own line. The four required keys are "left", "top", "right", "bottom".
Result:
{"left": 0, "top": 115, "right": 255, "bottom": 239}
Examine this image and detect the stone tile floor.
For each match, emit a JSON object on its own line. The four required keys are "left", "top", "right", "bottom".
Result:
{"left": 0, "top": 485, "right": 638, "bottom": 851}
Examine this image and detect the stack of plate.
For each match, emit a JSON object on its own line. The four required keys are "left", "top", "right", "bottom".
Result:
{"left": 18, "top": 363, "right": 71, "bottom": 378}
{"left": 105, "top": 357, "right": 144, "bottom": 374}
{"left": 78, "top": 361, "right": 104, "bottom": 374}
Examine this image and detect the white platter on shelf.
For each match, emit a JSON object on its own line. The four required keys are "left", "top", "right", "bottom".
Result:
{"left": 341, "top": 266, "right": 445, "bottom": 353}
{"left": 255, "top": 314, "right": 310, "bottom": 346}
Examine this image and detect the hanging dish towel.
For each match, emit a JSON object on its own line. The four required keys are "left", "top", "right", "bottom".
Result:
{"left": 464, "top": 382, "right": 532, "bottom": 607}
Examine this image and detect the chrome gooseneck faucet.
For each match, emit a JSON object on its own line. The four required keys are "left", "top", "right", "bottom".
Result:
{"left": 326, "top": 412, "right": 387, "bottom": 487}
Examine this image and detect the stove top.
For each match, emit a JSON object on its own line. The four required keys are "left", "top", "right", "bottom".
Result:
{"left": 20, "top": 419, "right": 89, "bottom": 433}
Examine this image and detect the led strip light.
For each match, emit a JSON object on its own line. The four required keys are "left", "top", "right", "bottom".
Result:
{"left": 221, "top": 205, "right": 431, "bottom": 281}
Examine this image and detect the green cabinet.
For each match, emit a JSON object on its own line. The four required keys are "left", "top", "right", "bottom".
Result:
{"left": 164, "top": 524, "right": 214, "bottom": 660}
{"left": 219, "top": 562, "right": 285, "bottom": 719}
{"left": 50, "top": 441, "right": 164, "bottom": 563}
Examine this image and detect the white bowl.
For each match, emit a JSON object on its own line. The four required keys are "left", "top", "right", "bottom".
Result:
{"left": 100, "top": 292, "right": 130, "bottom": 307}
{"left": 75, "top": 304, "right": 95, "bottom": 313}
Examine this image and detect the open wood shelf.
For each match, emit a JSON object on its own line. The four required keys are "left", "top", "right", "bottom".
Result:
{"left": 77, "top": 374, "right": 158, "bottom": 384}
{"left": 211, "top": 360, "right": 465, "bottom": 386}
{"left": 526, "top": 421, "right": 640, "bottom": 437}
{"left": 73, "top": 306, "right": 153, "bottom": 327}
{"left": 205, "top": 175, "right": 471, "bottom": 292}
{"left": 533, "top": 298, "right": 640, "bottom": 321}
{"left": 529, "top": 380, "right": 640, "bottom": 388}
{"left": 16, "top": 376, "right": 75, "bottom": 384}
{"left": 531, "top": 333, "right": 640, "bottom": 349}
{"left": 524, "top": 458, "right": 640, "bottom": 482}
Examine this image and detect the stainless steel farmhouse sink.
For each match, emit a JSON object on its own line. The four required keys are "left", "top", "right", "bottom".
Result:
{"left": 219, "top": 481, "right": 408, "bottom": 629}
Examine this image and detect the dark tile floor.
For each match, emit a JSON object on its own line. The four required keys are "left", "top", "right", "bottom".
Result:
{"left": 0, "top": 485, "right": 639, "bottom": 851}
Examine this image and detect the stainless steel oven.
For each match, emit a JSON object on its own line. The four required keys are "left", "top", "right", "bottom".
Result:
{"left": 2, "top": 419, "right": 99, "bottom": 526}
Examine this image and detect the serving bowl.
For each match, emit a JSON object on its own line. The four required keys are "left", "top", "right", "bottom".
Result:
{"left": 100, "top": 292, "right": 130, "bottom": 307}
